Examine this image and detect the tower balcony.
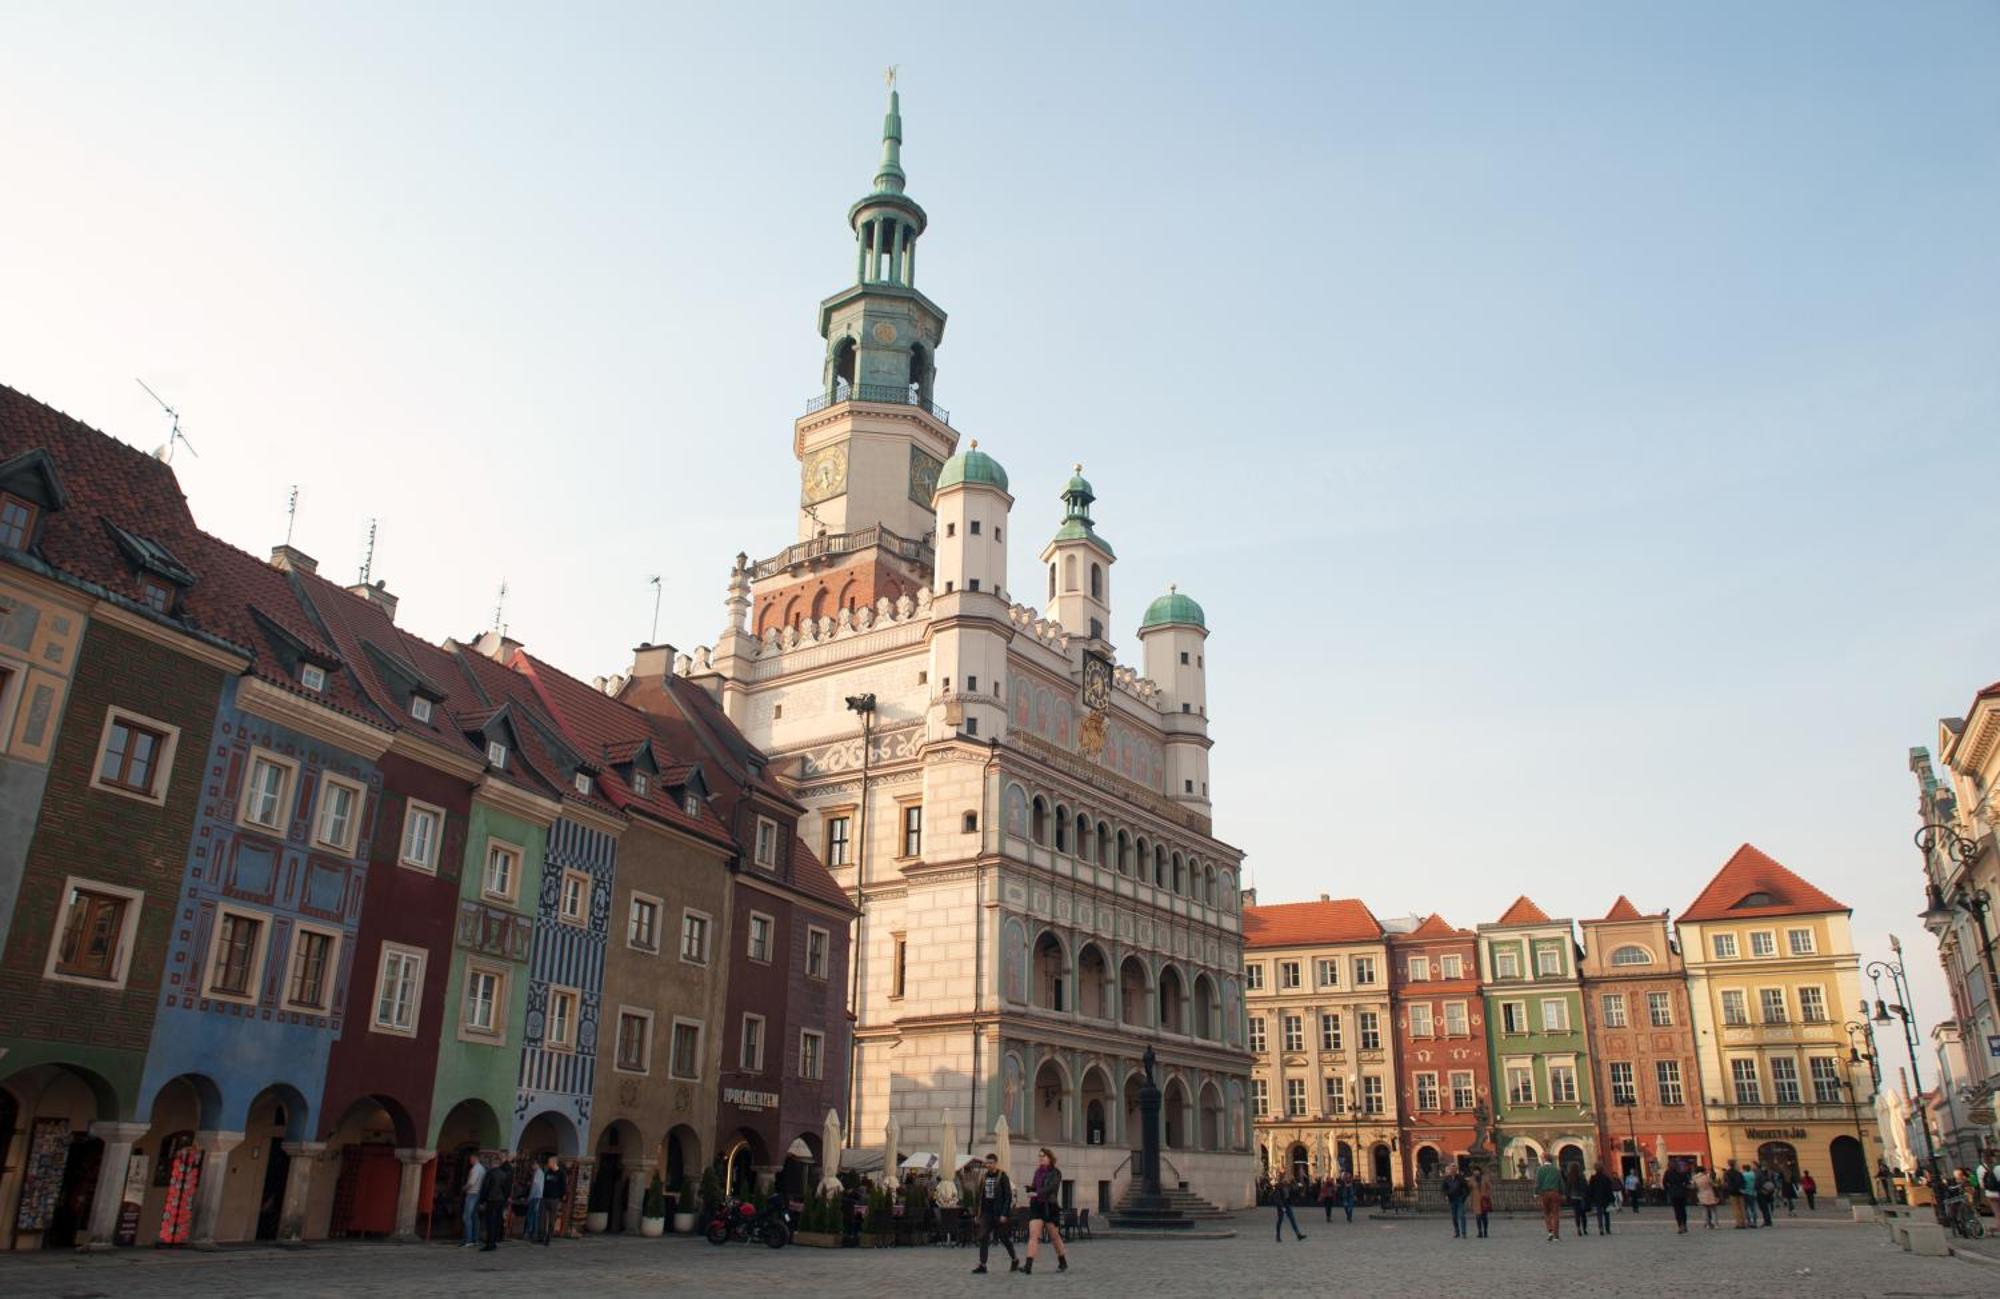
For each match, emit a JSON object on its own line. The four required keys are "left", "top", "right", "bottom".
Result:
{"left": 749, "top": 523, "right": 934, "bottom": 581}
{"left": 802, "top": 381, "right": 950, "bottom": 426}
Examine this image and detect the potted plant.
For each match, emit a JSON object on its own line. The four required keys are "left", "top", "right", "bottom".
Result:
{"left": 585, "top": 1165, "right": 612, "bottom": 1234}
{"left": 672, "top": 1177, "right": 698, "bottom": 1235}
{"left": 698, "top": 1167, "right": 726, "bottom": 1229}
{"left": 640, "top": 1173, "right": 667, "bottom": 1238}
{"left": 863, "top": 1185, "right": 896, "bottom": 1247}
{"left": 794, "top": 1191, "right": 841, "bottom": 1248}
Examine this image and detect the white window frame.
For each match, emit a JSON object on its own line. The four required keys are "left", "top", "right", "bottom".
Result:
{"left": 459, "top": 960, "right": 509, "bottom": 1044}
{"left": 1444, "top": 1000, "right": 1469, "bottom": 1035}
{"left": 683, "top": 791, "right": 702, "bottom": 818}
{"left": 680, "top": 908, "right": 712, "bottom": 966}
{"left": 1656, "top": 1058, "right": 1685, "bottom": 1105}
{"left": 1711, "top": 932, "right": 1739, "bottom": 959}
{"left": 747, "top": 910, "right": 775, "bottom": 963}
{"left": 1252, "top": 1078, "right": 1269, "bottom": 1117}
{"left": 1730, "top": 1057, "right": 1761, "bottom": 1104}
{"left": 482, "top": 838, "right": 523, "bottom": 906}
{"left": 668, "top": 1016, "right": 704, "bottom": 1081}
{"left": 1249, "top": 1016, "right": 1267, "bottom": 1053}
{"left": 1282, "top": 1013, "right": 1304, "bottom": 1053}
{"left": 627, "top": 891, "right": 663, "bottom": 953}
{"left": 1408, "top": 955, "right": 1431, "bottom": 982}
{"left": 573, "top": 772, "right": 592, "bottom": 796}
{"left": 1284, "top": 1077, "right": 1307, "bottom": 1117}
{"left": 631, "top": 772, "right": 649, "bottom": 797}
{"left": 1244, "top": 961, "right": 1265, "bottom": 991}
{"left": 1450, "top": 1070, "right": 1476, "bottom": 1109}
{"left": 1357, "top": 1009, "right": 1383, "bottom": 1050}
{"left": 1415, "top": 1071, "right": 1440, "bottom": 1111}
{"left": 1409, "top": 1003, "right": 1435, "bottom": 1037}
{"left": 1441, "top": 954, "right": 1463, "bottom": 979}
{"left": 1608, "top": 1060, "right": 1636, "bottom": 1104}
{"left": 799, "top": 1027, "right": 825, "bottom": 1080}
{"left": 398, "top": 799, "right": 445, "bottom": 872}
{"left": 1493, "top": 948, "right": 1520, "bottom": 979}
{"left": 1797, "top": 984, "right": 1828, "bottom": 1023}
{"left": 1353, "top": 956, "right": 1377, "bottom": 986}
{"left": 1319, "top": 1012, "right": 1341, "bottom": 1051}
{"left": 202, "top": 903, "right": 273, "bottom": 1005}
{"left": 1501, "top": 1000, "right": 1527, "bottom": 1034}
{"left": 1786, "top": 927, "right": 1817, "bottom": 956}
{"left": 1314, "top": 958, "right": 1338, "bottom": 987}
{"left": 278, "top": 919, "right": 343, "bottom": 1014}
{"left": 486, "top": 739, "right": 508, "bottom": 768}
{"left": 300, "top": 663, "right": 327, "bottom": 693}
{"left": 1749, "top": 929, "right": 1777, "bottom": 958}
{"left": 237, "top": 746, "right": 299, "bottom": 833}
{"left": 1361, "top": 1074, "right": 1385, "bottom": 1114}
{"left": 42, "top": 876, "right": 146, "bottom": 989}
{"left": 1535, "top": 945, "right": 1562, "bottom": 976}
{"left": 613, "top": 1005, "right": 654, "bottom": 1075}
{"left": 1540, "top": 998, "right": 1570, "bottom": 1031}
{"left": 740, "top": 1012, "right": 766, "bottom": 1071}
{"left": 805, "top": 924, "right": 830, "bottom": 979}
{"left": 311, "top": 771, "right": 368, "bottom": 855}
{"left": 370, "top": 942, "right": 426, "bottom": 1037}
{"left": 1324, "top": 1076, "right": 1345, "bottom": 1115}
{"left": 1600, "top": 993, "right": 1628, "bottom": 1027}
{"left": 1505, "top": 1059, "right": 1535, "bottom": 1105}
{"left": 1646, "top": 991, "right": 1674, "bottom": 1027}
{"left": 754, "top": 816, "right": 779, "bottom": 869}
{"left": 1720, "top": 988, "right": 1749, "bottom": 1026}
{"left": 409, "top": 694, "right": 433, "bottom": 723}
{"left": 1758, "top": 986, "right": 1788, "bottom": 1025}
{"left": 545, "top": 984, "right": 579, "bottom": 1053}
{"left": 1548, "top": 1062, "right": 1579, "bottom": 1105}
{"left": 1279, "top": 960, "right": 1301, "bottom": 989}
{"left": 1770, "top": 1054, "right": 1801, "bottom": 1104}
{"left": 558, "top": 868, "right": 591, "bottom": 926}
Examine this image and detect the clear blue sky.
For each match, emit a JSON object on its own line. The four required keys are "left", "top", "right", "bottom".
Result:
{"left": 4, "top": 3, "right": 1997, "bottom": 1036}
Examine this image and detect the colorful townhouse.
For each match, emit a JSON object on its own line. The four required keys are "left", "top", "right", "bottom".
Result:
{"left": 1578, "top": 896, "right": 1711, "bottom": 1179}
{"left": 1679, "top": 844, "right": 1880, "bottom": 1196}
{"left": 1477, "top": 897, "right": 1598, "bottom": 1175}
{"left": 1387, "top": 914, "right": 1489, "bottom": 1181}
{"left": 620, "top": 649, "right": 857, "bottom": 1201}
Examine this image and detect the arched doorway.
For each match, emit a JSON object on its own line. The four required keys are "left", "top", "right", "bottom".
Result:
{"left": 236, "top": 1083, "right": 309, "bottom": 1243}
{"left": 718, "top": 1128, "right": 768, "bottom": 1198}
{"left": 1558, "top": 1143, "right": 1585, "bottom": 1173}
{"left": 325, "top": 1094, "right": 419, "bottom": 1240}
{"left": 1118, "top": 957, "right": 1151, "bottom": 1029}
{"left": 427, "top": 1099, "right": 501, "bottom": 1242}
{"left": 592, "top": 1120, "right": 636, "bottom": 1232}
{"left": 1757, "top": 1140, "right": 1800, "bottom": 1181}
{"left": 1033, "top": 1060, "right": 1068, "bottom": 1144}
{"left": 1371, "top": 1143, "right": 1392, "bottom": 1183}
{"left": 1162, "top": 1078, "right": 1191, "bottom": 1150}
{"left": 1337, "top": 1140, "right": 1354, "bottom": 1176}
{"left": 1158, "top": 967, "right": 1187, "bottom": 1035}
{"left": 782, "top": 1132, "right": 821, "bottom": 1199}
{"left": 665, "top": 1125, "right": 702, "bottom": 1196}
{"left": 1287, "top": 1142, "right": 1311, "bottom": 1179}
{"left": 1199, "top": 1083, "right": 1224, "bottom": 1151}
{"left": 1079, "top": 1067, "right": 1112, "bottom": 1147}
{"left": 1828, "top": 1135, "right": 1869, "bottom": 1196}
{"left": 1076, "top": 944, "right": 1109, "bottom": 1019}
{"left": 0, "top": 1062, "right": 120, "bottom": 1252}
{"left": 1417, "top": 1145, "right": 1441, "bottom": 1180}
{"left": 136, "top": 1073, "right": 222, "bottom": 1246}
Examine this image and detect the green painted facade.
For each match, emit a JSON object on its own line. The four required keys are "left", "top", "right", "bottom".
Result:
{"left": 1477, "top": 920, "right": 1599, "bottom": 1170}
{"left": 427, "top": 792, "right": 549, "bottom": 1149}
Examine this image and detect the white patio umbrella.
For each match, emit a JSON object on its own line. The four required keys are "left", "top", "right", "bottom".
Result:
{"left": 1654, "top": 1135, "right": 1668, "bottom": 1177}
{"left": 883, "top": 1111, "right": 901, "bottom": 1181}
{"left": 819, "top": 1108, "right": 844, "bottom": 1196}
{"left": 937, "top": 1109, "right": 962, "bottom": 1206}
{"left": 995, "top": 1114, "right": 1013, "bottom": 1179}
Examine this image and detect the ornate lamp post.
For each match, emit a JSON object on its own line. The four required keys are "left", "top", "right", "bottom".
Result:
{"left": 1915, "top": 822, "right": 2000, "bottom": 1015}
{"left": 1615, "top": 1094, "right": 1641, "bottom": 1181}
{"left": 1842, "top": 1020, "right": 1879, "bottom": 1204}
{"left": 841, "top": 692, "right": 875, "bottom": 1145}
{"left": 1866, "top": 938, "right": 1939, "bottom": 1179}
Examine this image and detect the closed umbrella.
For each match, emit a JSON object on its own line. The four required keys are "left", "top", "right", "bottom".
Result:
{"left": 819, "top": 1109, "right": 844, "bottom": 1196}
{"left": 884, "top": 1111, "right": 901, "bottom": 1181}
{"left": 937, "top": 1109, "right": 962, "bottom": 1206}
{"left": 1654, "top": 1135, "right": 1668, "bottom": 1178}
{"left": 995, "top": 1114, "right": 1012, "bottom": 1180}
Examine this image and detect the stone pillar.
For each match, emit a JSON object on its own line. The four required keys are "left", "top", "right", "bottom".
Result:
{"left": 277, "top": 1142, "right": 325, "bottom": 1244}
{"left": 188, "top": 1130, "right": 246, "bottom": 1249}
{"left": 391, "top": 1148, "right": 434, "bottom": 1242}
{"left": 624, "top": 1161, "right": 655, "bottom": 1233}
{"left": 82, "top": 1121, "right": 149, "bottom": 1250}
{"left": 571, "top": 1156, "right": 595, "bottom": 1235}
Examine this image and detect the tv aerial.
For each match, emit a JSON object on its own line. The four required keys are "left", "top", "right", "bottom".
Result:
{"left": 137, "top": 379, "right": 198, "bottom": 463}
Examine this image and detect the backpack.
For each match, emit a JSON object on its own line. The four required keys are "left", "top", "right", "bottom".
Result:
{"left": 1984, "top": 1167, "right": 1999, "bottom": 1193}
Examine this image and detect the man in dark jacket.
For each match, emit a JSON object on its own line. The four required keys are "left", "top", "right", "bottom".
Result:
{"left": 481, "top": 1159, "right": 514, "bottom": 1250}
{"left": 971, "top": 1153, "right": 1019, "bottom": 1274}
{"left": 1441, "top": 1167, "right": 1471, "bottom": 1238}
{"left": 537, "top": 1156, "right": 566, "bottom": 1244}
{"left": 1587, "top": 1164, "right": 1618, "bottom": 1236}
{"left": 1663, "top": 1159, "right": 1691, "bottom": 1234}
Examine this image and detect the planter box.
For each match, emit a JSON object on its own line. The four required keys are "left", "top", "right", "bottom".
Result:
{"left": 862, "top": 1231, "right": 896, "bottom": 1248}
{"left": 672, "top": 1213, "right": 696, "bottom": 1234}
{"left": 793, "top": 1231, "right": 841, "bottom": 1248}
{"left": 640, "top": 1217, "right": 665, "bottom": 1238}
{"left": 586, "top": 1211, "right": 609, "bottom": 1234}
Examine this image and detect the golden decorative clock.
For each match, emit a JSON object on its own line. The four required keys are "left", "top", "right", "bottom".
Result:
{"left": 803, "top": 444, "right": 848, "bottom": 505}
{"left": 907, "top": 446, "right": 942, "bottom": 506}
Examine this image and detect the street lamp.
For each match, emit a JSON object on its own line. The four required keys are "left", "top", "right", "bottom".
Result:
{"left": 1865, "top": 938, "right": 1940, "bottom": 1181}
{"left": 1841, "top": 1020, "right": 1879, "bottom": 1204}
{"left": 841, "top": 692, "right": 876, "bottom": 1146}
{"left": 1614, "top": 1094, "right": 1640, "bottom": 1182}
{"left": 1915, "top": 821, "right": 2000, "bottom": 1016}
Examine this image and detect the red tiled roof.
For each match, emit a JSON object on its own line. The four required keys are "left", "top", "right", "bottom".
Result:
{"left": 1680, "top": 843, "right": 1848, "bottom": 922}
{"left": 1601, "top": 896, "right": 1643, "bottom": 922}
{"left": 1495, "top": 896, "right": 1551, "bottom": 926}
{"left": 1243, "top": 898, "right": 1383, "bottom": 948}
{"left": 1397, "top": 913, "right": 1467, "bottom": 939}
{"left": 788, "top": 834, "right": 857, "bottom": 916}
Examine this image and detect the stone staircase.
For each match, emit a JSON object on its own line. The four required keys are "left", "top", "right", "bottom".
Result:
{"left": 1110, "top": 1183, "right": 1232, "bottom": 1224}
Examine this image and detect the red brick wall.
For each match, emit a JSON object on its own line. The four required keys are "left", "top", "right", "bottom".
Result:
{"left": 1387, "top": 931, "right": 1489, "bottom": 1178}
{"left": 751, "top": 551, "right": 923, "bottom": 639}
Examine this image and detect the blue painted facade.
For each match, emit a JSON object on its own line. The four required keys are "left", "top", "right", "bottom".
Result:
{"left": 135, "top": 676, "right": 381, "bottom": 1135}
{"left": 512, "top": 813, "right": 614, "bottom": 1151}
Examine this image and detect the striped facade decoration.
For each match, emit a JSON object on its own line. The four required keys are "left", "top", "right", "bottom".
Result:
{"left": 514, "top": 814, "right": 614, "bottom": 1147}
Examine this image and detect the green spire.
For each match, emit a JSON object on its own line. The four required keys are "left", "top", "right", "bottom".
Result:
{"left": 874, "top": 81, "right": 906, "bottom": 195}
{"left": 1050, "top": 463, "right": 1115, "bottom": 557}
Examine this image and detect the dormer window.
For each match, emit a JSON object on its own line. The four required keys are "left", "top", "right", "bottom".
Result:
{"left": 410, "top": 696, "right": 433, "bottom": 723}
{"left": 683, "top": 792, "right": 700, "bottom": 818}
{"left": 137, "top": 578, "right": 173, "bottom": 614}
{"left": 632, "top": 773, "right": 649, "bottom": 797}
{"left": 300, "top": 664, "right": 327, "bottom": 693}
{"left": 487, "top": 740, "right": 508, "bottom": 768}
{"left": 574, "top": 772, "right": 591, "bottom": 796}
{"left": 0, "top": 492, "right": 35, "bottom": 549}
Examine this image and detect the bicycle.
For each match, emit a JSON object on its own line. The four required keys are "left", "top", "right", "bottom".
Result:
{"left": 1942, "top": 1191, "right": 1986, "bottom": 1239}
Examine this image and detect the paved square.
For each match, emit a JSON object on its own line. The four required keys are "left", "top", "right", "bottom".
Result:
{"left": 0, "top": 1209, "right": 1990, "bottom": 1297}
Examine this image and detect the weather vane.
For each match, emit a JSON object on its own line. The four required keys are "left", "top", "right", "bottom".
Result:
{"left": 885, "top": 65, "right": 897, "bottom": 89}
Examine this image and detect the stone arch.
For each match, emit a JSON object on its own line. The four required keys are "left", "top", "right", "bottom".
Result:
{"left": 1118, "top": 954, "right": 1153, "bottom": 1029}
{"left": 1221, "top": 975, "right": 1243, "bottom": 1045}
{"left": 1158, "top": 963, "right": 1188, "bottom": 1035}
{"left": 1075, "top": 941, "right": 1111, "bottom": 1019}
{"left": 835, "top": 577, "right": 858, "bottom": 615}
{"left": 1116, "top": 829, "right": 1132, "bottom": 875}
{"left": 432, "top": 1096, "right": 503, "bottom": 1152}
{"left": 1134, "top": 835, "right": 1151, "bottom": 878}
{"left": 829, "top": 335, "right": 857, "bottom": 394}
{"left": 592, "top": 1116, "right": 644, "bottom": 1232}
{"left": 1090, "top": 562, "right": 1103, "bottom": 599}
{"left": 1032, "top": 929, "right": 1069, "bottom": 1012}
{"left": 1000, "top": 916, "right": 1028, "bottom": 1005}
{"left": 1003, "top": 782, "right": 1029, "bottom": 840}
{"left": 1074, "top": 811, "right": 1092, "bottom": 862}
{"left": 241, "top": 1080, "right": 311, "bottom": 1141}
{"left": 1053, "top": 804, "right": 1070, "bottom": 853}
{"left": 1220, "top": 870, "right": 1236, "bottom": 911}
{"left": 809, "top": 587, "right": 830, "bottom": 624}
{"left": 321, "top": 1093, "right": 418, "bottom": 1240}
{"left": 139, "top": 1071, "right": 224, "bottom": 1130}
{"left": 781, "top": 594, "right": 800, "bottom": 630}
{"left": 1416, "top": 1144, "right": 1442, "bottom": 1179}
{"left": 782, "top": 1129, "right": 823, "bottom": 1198}
{"left": 1199, "top": 1080, "right": 1224, "bottom": 1151}
{"left": 1191, "top": 971, "right": 1221, "bottom": 1041}
{"left": 665, "top": 1123, "right": 703, "bottom": 1188}
{"left": 1161, "top": 1075, "right": 1193, "bottom": 1149}
{"left": 517, "top": 1108, "right": 583, "bottom": 1158}
{"left": 1063, "top": 553, "right": 1078, "bottom": 592}
{"left": 1032, "top": 1056, "right": 1070, "bottom": 1144}
{"left": 1204, "top": 864, "right": 1217, "bottom": 906}
{"left": 1079, "top": 1064, "right": 1114, "bottom": 1146}
{"left": 1171, "top": 852, "right": 1185, "bottom": 895}
{"left": 1031, "top": 796, "right": 1050, "bottom": 846}
{"left": 1154, "top": 844, "right": 1167, "bottom": 888}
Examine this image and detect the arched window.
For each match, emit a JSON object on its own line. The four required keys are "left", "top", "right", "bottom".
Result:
{"left": 830, "top": 337, "right": 856, "bottom": 396}
{"left": 1064, "top": 554, "right": 1078, "bottom": 592}
{"left": 1609, "top": 945, "right": 1654, "bottom": 966}
{"left": 1054, "top": 806, "right": 1070, "bottom": 853}
{"left": 1031, "top": 797, "right": 1049, "bottom": 845}
{"left": 1075, "top": 814, "right": 1092, "bottom": 861}
{"left": 1154, "top": 845, "right": 1167, "bottom": 888}
{"left": 1048, "top": 563, "right": 1056, "bottom": 600}
{"left": 1090, "top": 563, "right": 1102, "bottom": 599}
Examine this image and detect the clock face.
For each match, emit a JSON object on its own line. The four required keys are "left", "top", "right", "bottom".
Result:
{"left": 1082, "top": 652, "right": 1112, "bottom": 711}
{"left": 908, "top": 445, "right": 942, "bottom": 507}
{"left": 872, "top": 321, "right": 898, "bottom": 344}
{"left": 803, "top": 444, "right": 848, "bottom": 505}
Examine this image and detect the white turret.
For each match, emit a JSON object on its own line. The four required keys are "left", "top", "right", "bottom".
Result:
{"left": 1039, "top": 465, "right": 1114, "bottom": 650}
{"left": 1137, "top": 584, "right": 1210, "bottom": 812}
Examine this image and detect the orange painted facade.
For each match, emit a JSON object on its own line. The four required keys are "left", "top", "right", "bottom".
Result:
{"left": 1387, "top": 916, "right": 1490, "bottom": 1181}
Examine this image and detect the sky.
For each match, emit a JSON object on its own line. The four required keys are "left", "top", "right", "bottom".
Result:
{"left": 3, "top": 2, "right": 1997, "bottom": 1046}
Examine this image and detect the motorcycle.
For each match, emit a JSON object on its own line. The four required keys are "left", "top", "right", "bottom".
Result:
{"left": 705, "top": 1195, "right": 790, "bottom": 1248}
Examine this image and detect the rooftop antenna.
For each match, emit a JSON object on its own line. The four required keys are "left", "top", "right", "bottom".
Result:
{"left": 136, "top": 378, "right": 198, "bottom": 462}
{"left": 648, "top": 574, "right": 663, "bottom": 645}
{"left": 493, "top": 578, "right": 508, "bottom": 638}
{"left": 284, "top": 485, "right": 299, "bottom": 546}
{"left": 359, "top": 518, "right": 377, "bottom": 584}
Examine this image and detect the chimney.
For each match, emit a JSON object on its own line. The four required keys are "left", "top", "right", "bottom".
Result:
{"left": 346, "top": 579, "right": 399, "bottom": 623}
{"left": 1320, "top": 893, "right": 1330, "bottom": 903}
{"left": 630, "top": 642, "right": 678, "bottom": 682}
{"left": 1241, "top": 887, "right": 1257, "bottom": 909}
{"left": 470, "top": 629, "right": 522, "bottom": 662}
{"left": 270, "top": 544, "right": 318, "bottom": 575}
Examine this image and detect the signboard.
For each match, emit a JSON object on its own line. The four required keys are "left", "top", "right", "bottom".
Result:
{"left": 1986, "top": 1033, "right": 2000, "bottom": 1059}
{"left": 723, "top": 1088, "right": 781, "bottom": 1111}
{"left": 113, "top": 1151, "right": 148, "bottom": 1246}
{"left": 1743, "top": 1127, "right": 1807, "bottom": 1140}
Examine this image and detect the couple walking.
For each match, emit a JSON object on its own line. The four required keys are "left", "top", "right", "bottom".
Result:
{"left": 971, "top": 1148, "right": 1070, "bottom": 1276}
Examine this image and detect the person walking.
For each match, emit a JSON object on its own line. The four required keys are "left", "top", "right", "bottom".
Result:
{"left": 1692, "top": 1164, "right": 1718, "bottom": 1229}
{"left": 1535, "top": 1158, "right": 1564, "bottom": 1241}
{"left": 970, "top": 1153, "right": 1019, "bottom": 1274}
{"left": 1624, "top": 1167, "right": 1641, "bottom": 1214}
{"left": 1318, "top": 1174, "right": 1335, "bottom": 1222}
{"left": 1566, "top": 1162, "right": 1590, "bottom": 1237}
{"left": 1271, "top": 1173, "right": 1307, "bottom": 1242}
{"left": 1339, "top": 1171, "right": 1356, "bottom": 1223}
{"left": 1779, "top": 1169, "right": 1796, "bottom": 1216}
{"left": 1473, "top": 1169, "right": 1493, "bottom": 1239}
{"left": 1725, "top": 1164, "right": 1747, "bottom": 1228}
{"left": 1442, "top": 1166, "right": 1470, "bottom": 1239}
{"left": 1754, "top": 1164, "right": 1775, "bottom": 1227}
{"left": 523, "top": 1157, "right": 545, "bottom": 1245}
{"left": 1588, "top": 1164, "right": 1618, "bottom": 1236}
{"left": 480, "top": 1157, "right": 513, "bottom": 1250}
{"left": 1022, "top": 1148, "right": 1070, "bottom": 1274}
{"left": 460, "top": 1154, "right": 487, "bottom": 1248}
{"left": 1663, "top": 1158, "right": 1690, "bottom": 1234}
{"left": 1798, "top": 1169, "right": 1817, "bottom": 1213}
{"left": 537, "top": 1156, "right": 565, "bottom": 1243}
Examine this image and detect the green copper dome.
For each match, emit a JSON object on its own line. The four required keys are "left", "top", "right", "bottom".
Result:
{"left": 936, "top": 440, "right": 1008, "bottom": 493}
{"left": 1140, "top": 585, "right": 1206, "bottom": 631}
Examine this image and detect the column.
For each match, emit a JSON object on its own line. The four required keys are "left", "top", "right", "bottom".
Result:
{"left": 391, "top": 1148, "right": 434, "bottom": 1242}
{"left": 623, "top": 1161, "right": 654, "bottom": 1233}
{"left": 82, "top": 1121, "right": 150, "bottom": 1250}
{"left": 904, "top": 234, "right": 915, "bottom": 285}
{"left": 188, "top": 1130, "right": 246, "bottom": 1249}
{"left": 856, "top": 225, "right": 868, "bottom": 282}
{"left": 890, "top": 221, "right": 905, "bottom": 284}
{"left": 571, "top": 1156, "right": 595, "bottom": 1234}
{"left": 277, "top": 1142, "right": 325, "bottom": 1245}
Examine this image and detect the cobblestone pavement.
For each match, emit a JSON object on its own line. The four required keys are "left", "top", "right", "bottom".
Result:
{"left": 0, "top": 1210, "right": 1990, "bottom": 1298}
